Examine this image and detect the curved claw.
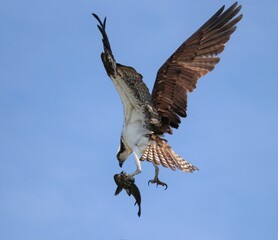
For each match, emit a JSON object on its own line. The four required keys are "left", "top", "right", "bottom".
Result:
{"left": 148, "top": 178, "right": 168, "bottom": 190}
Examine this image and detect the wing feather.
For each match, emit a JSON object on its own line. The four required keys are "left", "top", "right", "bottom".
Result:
{"left": 93, "top": 14, "right": 163, "bottom": 130}
{"left": 151, "top": 2, "right": 243, "bottom": 134}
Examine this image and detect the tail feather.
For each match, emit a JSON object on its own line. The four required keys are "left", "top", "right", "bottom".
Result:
{"left": 159, "top": 146, "right": 170, "bottom": 168}
{"left": 147, "top": 145, "right": 154, "bottom": 164}
{"left": 152, "top": 145, "right": 161, "bottom": 166}
{"left": 140, "top": 134, "right": 198, "bottom": 172}
{"left": 156, "top": 145, "right": 173, "bottom": 169}
{"left": 160, "top": 145, "right": 175, "bottom": 169}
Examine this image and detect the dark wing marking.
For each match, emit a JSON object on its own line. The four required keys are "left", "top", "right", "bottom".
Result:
{"left": 92, "top": 13, "right": 117, "bottom": 77}
{"left": 151, "top": 2, "right": 243, "bottom": 134}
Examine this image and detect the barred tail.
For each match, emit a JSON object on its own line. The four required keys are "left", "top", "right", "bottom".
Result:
{"left": 140, "top": 134, "right": 198, "bottom": 172}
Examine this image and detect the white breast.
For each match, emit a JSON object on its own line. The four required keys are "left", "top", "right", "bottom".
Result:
{"left": 122, "top": 109, "right": 151, "bottom": 152}
{"left": 110, "top": 75, "right": 151, "bottom": 152}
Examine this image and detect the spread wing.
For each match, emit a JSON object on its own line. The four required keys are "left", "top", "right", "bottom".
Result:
{"left": 151, "top": 2, "right": 243, "bottom": 134}
{"left": 93, "top": 13, "right": 162, "bottom": 130}
{"left": 93, "top": 15, "right": 149, "bottom": 110}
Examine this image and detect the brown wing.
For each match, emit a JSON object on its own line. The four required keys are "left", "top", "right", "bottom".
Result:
{"left": 151, "top": 2, "right": 243, "bottom": 134}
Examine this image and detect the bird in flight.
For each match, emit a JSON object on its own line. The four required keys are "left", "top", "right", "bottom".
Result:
{"left": 93, "top": 2, "right": 242, "bottom": 189}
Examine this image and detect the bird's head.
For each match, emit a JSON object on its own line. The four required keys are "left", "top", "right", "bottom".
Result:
{"left": 117, "top": 138, "right": 132, "bottom": 167}
{"left": 117, "top": 149, "right": 128, "bottom": 167}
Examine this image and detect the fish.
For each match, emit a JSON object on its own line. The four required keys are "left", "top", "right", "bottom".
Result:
{"left": 114, "top": 171, "right": 141, "bottom": 217}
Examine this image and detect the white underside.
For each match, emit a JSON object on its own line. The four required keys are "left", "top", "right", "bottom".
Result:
{"left": 111, "top": 75, "right": 152, "bottom": 176}
{"left": 122, "top": 110, "right": 151, "bottom": 176}
{"left": 111, "top": 75, "right": 151, "bottom": 150}
{"left": 122, "top": 110, "right": 150, "bottom": 150}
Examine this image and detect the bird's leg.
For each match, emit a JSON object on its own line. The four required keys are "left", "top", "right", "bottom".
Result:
{"left": 148, "top": 164, "right": 168, "bottom": 190}
{"left": 128, "top": 146, "right": 142, "bottom": 178}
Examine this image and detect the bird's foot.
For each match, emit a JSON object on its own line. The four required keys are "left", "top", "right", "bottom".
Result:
{"left": 115, "top": 171, "right": 135, "bottom": 187}
{"left": 122, "top": 171, "right": 135, "bottom": 183}
{"left": 148, "top": 178, "right": 168, "bottom": 190}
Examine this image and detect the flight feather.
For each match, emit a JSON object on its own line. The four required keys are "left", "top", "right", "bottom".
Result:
{"left": 151, "top": 2, "right": 243, "bottom": 134}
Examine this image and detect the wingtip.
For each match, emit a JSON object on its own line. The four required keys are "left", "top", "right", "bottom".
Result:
{"left": 231, "top": 2, "right": 239, "bottom": 9}
{"left": 92, "top": 13, "right": 99, "bottom": 20}
{"left": 92, "top": 13, "right": 106, "bottom": 29}
{"left": 226, "top": 1, "right": 240, "bottom": 12}
{"left": 137, "top": 206, "right": 141, "bottom": 217}
{"left": 237, "top": 13, "right": 243, "bottom": 21}
{"left": 104, "top": 17, "right": 107, "bottom": 28}
{"left": 219, "top": 4, "right": 226, "bottom": 13}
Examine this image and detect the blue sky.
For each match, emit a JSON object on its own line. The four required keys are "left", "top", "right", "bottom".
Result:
{"left": 1, "top": 0, "right": 277, "bottom": 239}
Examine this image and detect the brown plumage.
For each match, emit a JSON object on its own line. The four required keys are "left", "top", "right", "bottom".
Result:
{"left": 151, "top": 2, "right": 242, "bottom": 134}
{"left": 140, "top": 134, "right": 198, "bottom": 172}
{"left": 93, "top": 3, "right": 242, "bottom": 191}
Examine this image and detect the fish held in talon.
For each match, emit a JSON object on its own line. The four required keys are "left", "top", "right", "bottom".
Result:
{"left": 114, "top": 172, "right": 142, "bottom": 217}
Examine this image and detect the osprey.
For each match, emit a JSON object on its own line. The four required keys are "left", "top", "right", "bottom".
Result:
{"left": 93, "top": 2, "right": 242, "bottom": 188}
